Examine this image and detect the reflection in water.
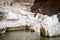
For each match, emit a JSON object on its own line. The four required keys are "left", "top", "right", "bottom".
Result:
{"left": 0, "top": 31, "right": 60, "bottom": 40}
{"left": 40, "top": 37, "right": 60, "bottom": 40}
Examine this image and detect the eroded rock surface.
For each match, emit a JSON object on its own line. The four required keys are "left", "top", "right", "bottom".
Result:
{"left": 0, "top": 0, "right": 60, "bottom": 37}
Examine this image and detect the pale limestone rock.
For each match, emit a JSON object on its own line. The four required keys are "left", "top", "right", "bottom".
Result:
{"left": 5, "top": 11, "right": 19, "bottom": 20}
{"left": 0, "top": 4, "right": 60, "bottom": 37}
{"left": 41, "top": 14, "right": 60, "bottom": 37}
{"left": 0, "top": 0, "right": 14, "bottom": 5}
{"left": 0, "top": 22, "right": 6, "bottom": 34}
{"left": 12, "top": 3, "right": 27, "bottom": 11}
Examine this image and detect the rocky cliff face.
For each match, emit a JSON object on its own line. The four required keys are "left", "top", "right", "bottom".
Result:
{"left": 0, "top": 0, "right": 34, "bottom": 5}
{"left": 0, "top": 0, "right": 34, "bottom": 11}
{"left": 0, "top": 0, "right": 60, "bottom": 37}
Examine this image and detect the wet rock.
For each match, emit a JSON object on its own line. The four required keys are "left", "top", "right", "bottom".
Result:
{"left": 0, "top": 27, "right": 6, "bottom": 34}
{"left": 0, "top": 22, "right": 6, "bottom": 34}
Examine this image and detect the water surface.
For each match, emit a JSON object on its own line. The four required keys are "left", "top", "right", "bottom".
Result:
{"left": 0, "top": 31, "right": 60, "bottom": 40}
